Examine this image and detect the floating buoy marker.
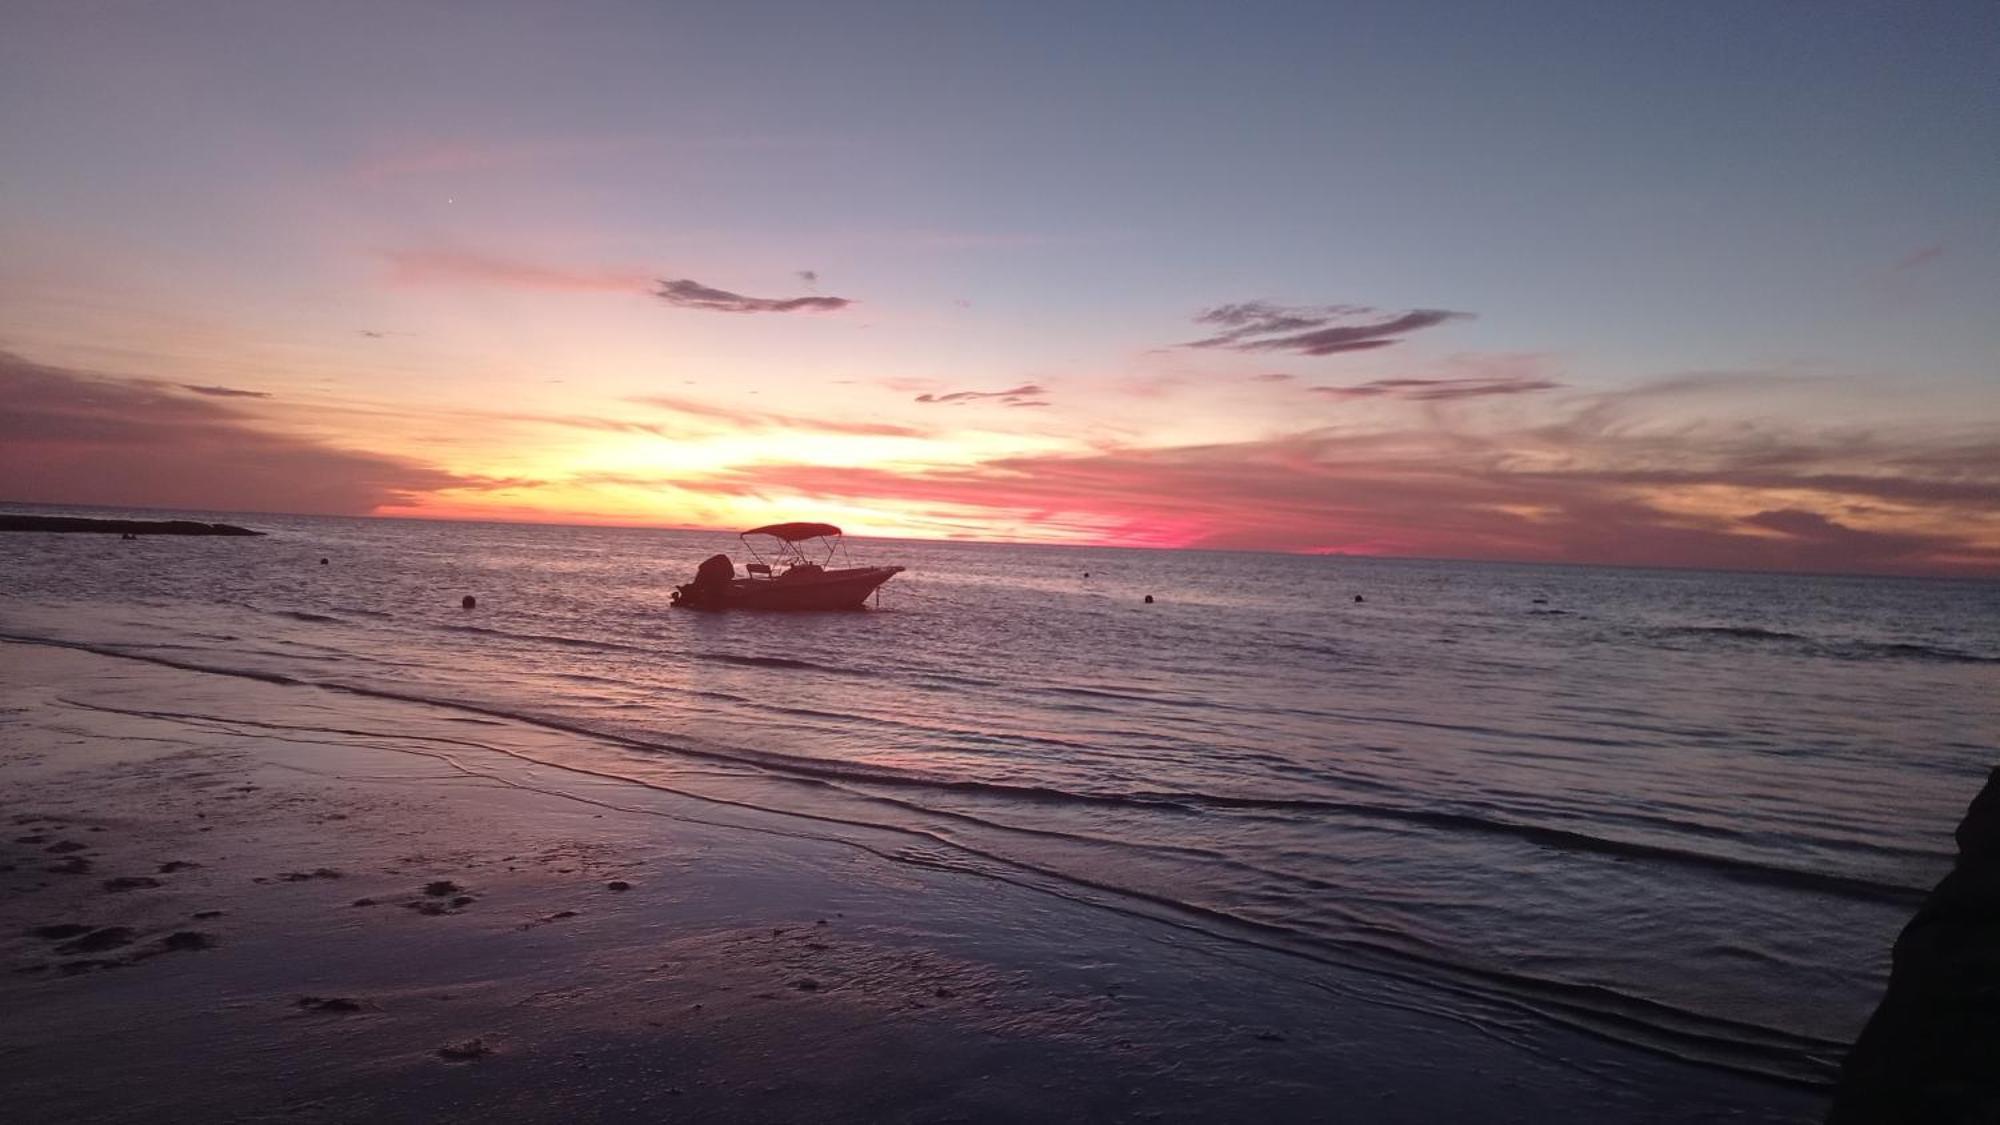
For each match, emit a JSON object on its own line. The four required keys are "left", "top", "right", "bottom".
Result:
{"left": 461, "top": 595, "right": 477, "bottom": 610}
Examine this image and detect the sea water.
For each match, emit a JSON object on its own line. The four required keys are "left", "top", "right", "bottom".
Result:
{"left": 2, "top": 504, "right": 1994, "bottom": 1087}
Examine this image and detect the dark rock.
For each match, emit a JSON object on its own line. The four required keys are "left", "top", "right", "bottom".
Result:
{"left": 277, "top": 868, "right": 341, "bottom": 881}
{"left": 1830, "top": 766, "right": 2000, "bottom": 1122}
{"left": 297, "top": 996, "right": 363, "bottom": 1013}
{"left": 605, "top": 880, "right": 631, "bottom": 892}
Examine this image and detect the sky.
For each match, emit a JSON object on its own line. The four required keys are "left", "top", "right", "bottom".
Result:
{"left": 2, "top": 1, "right": 1996, "bottom": 575}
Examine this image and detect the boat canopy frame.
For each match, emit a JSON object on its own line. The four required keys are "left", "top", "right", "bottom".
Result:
{"left": 738, "top": 523, "right": 851, "bottom": 575}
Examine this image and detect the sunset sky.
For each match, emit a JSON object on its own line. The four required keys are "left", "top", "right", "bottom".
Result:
{"left": 3, "top": 2, "right": 1996, "bottom": 575}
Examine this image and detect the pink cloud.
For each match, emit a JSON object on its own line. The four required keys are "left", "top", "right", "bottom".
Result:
{"left": 0, "top": 351, "right": 509, "bottom": 513}
{"left": 683, "top": 406, "right": 2000, "bottom": 576}
{"left": 629, "top": 394, "right": 928, "bottom": 438}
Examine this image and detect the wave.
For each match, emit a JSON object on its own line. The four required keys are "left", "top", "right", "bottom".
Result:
{"left": 1656, "top": 624, "right": 1998, "bottom": 665}
{"left": 1834, "top": 641, "right": 1999, "bottom": 666}
{"left": 274, "top": 610, "right": 343, "bottom": 624}
{"left": 428, "top": 623, "right": 867, "bottom": 674}
{"left": 700, "top": 652, "right": 863, "bottom": 675}
{"left": 1664, "top": 625, "right": 1807, "bottom": 642}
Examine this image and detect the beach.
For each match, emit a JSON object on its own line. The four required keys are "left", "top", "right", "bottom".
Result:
{"left": 1, "top": 640, "right": 1829, "bottom": 1122}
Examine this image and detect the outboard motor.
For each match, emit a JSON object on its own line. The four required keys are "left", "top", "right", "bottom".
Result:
{"left": 673, "top": 553, "right": 736, "bottom": 608}
{"left": 695, "top": 553, "right": 735, "bottom": 588}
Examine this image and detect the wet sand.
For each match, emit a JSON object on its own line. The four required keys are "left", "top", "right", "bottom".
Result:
{"left": 0, "top": 641, "right": 1825, "bottom": 1123}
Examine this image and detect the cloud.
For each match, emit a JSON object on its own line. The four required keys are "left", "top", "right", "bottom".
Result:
{"left": 1894, "top": 243, "right": 1946, "bottom": 271}
{"left": 653, "top": 278, "right": 851, "bottom": 314}
{"left": 1739, "top": 508, "right": 1956, "bottom": 567}
{"left": 1308, "top": 376, "right": 1563, "bottom": 401}
{"left": 915, "top": 383, "right": 1047, "bottom": 405}
{"left": 1250, "top": 372, "right": 1296, "bottom": 383}
{"left": 1185, "top": 302, "right": 1470, "bottom": 356}
{"left": 797, "top": 269, "right": 819, "bottom": 286}
{"left": 0, "top": 351, "right": 490, "bottom": 514}
{"left": 686, "top": 389, "right": 2000, "bottom": 576}
{"left": 386, "top": 250, "right": 651, "bottom": 293}
{"left": 178, "top": 384, "right": 272, "bottom": 399}
{"left": 628, "top": 393, "right": 926, "bottom": 438}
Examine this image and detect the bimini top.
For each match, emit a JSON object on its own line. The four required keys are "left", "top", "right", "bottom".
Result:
{"left": 741, "top": 521, "right": 841, "bottom": 542}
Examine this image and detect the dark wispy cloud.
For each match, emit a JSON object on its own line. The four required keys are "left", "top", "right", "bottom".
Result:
{"left": 915, "top": 383, "right": 1046, "bottom": 405}
{"left": 1894, "top": 243, "right": 1946, "bottom": 271}
{"left": 1308, "top": 376, "right": 1562, "bottom": 401}
{"left": 628, "top": 393, "right": 925, "bottom": 437}
{"left": 1185, "top": 302, "right": 1470, "bottom": 356}
{"left": 179, "top": 383, "right": 272, "bottom": 399}
{"left": 653, "top": 278, "right": 851, "bottom": 314}
{"left": 0, "top": 352, "right": 494, "bottom": 514}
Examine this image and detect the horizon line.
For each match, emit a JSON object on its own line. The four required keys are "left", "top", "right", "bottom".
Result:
{"left": 3, "top": 497, "right": 1994, "bottom": 586}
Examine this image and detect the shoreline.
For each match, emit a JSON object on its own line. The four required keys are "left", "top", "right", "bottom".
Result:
{"left": 0, "top": 640, "right": 1827, "bottom": 1122}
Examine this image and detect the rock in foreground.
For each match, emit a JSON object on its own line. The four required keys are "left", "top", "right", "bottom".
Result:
{"left": 1828, "top": 766, "right": 2000, "bottom": 1122}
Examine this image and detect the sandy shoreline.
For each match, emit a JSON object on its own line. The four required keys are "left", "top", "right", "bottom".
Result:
{"left": 0, "top": 640, "right": 1825, "bottom": 1122}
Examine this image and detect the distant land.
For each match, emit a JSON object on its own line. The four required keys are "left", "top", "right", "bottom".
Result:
{"left": 0, "top": 515, "right": 262, "bottom": 536}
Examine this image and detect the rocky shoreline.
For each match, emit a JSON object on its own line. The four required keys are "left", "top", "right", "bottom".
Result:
{"left": 0, "top": 515, "right": 261, "bottom": 536}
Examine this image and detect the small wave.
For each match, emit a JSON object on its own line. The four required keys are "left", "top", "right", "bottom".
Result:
{"left": 1831, "top": 640, "right": 1999, "bottom": 666}
{"left": 1665, "top": 625, "right": 1806, "bottom": 642}
{"left": 275, "top": 610, "right": 343, "bottom": 624}
{"left": 436, "top": 622, "right": 654, "bottom": 656}
{"left": 700, "top": 652, "right": 862, "bottom": 675}
{"left": 1657, "top": 624, "right": 1998, "bottom": 665}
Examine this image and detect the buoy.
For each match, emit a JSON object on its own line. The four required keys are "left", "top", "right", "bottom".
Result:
{"left": 461, "top": 595, "right": 476, "bottom": 610}
{"left": 320, "top": 557, "right": 329, "bottom": 565}
{"left": 1143, "top": 594, "right": 1154, "bottom": 604}
{"left": 1354, "top": 595, "right": 1364, "bottom": 603}
{"left": 1083, "top": 571, "right": 1090, "bottom": 578}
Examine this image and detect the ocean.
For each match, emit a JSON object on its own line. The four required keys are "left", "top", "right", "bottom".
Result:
{"left": 3, "top": 505, "right": 1995, "bottom": 1089}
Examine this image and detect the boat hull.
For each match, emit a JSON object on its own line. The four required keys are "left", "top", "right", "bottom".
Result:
{"left": 672, "top": 566, "right": 903, "bottom": 611}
